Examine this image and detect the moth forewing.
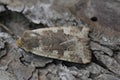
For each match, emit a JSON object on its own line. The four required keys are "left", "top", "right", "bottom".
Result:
{"left": 16, "top": 26, "right": 91, "bottom": 64}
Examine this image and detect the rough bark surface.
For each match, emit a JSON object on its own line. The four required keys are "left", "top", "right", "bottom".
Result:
{"left": 0, "top": 0, "right": 120, "bottom": 80}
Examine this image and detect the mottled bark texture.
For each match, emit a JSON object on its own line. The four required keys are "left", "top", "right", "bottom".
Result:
{"left": 0, "top": 0, "right": 120, "bottom": 80}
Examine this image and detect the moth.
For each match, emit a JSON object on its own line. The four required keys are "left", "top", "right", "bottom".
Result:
{"left": 16, "top": 26, "right": 91, "bottom": 64}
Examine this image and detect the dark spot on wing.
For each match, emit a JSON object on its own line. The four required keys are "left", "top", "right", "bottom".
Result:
{"left": 20, "top": 31, "right": 40, "bottom": 50}
{"left": 41, "top": 29, "right": 76, "bottom": 56}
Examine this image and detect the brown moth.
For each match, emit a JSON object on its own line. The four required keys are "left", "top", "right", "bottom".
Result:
{"left": 16, "top": 26, "right": 91, "bottom": 64}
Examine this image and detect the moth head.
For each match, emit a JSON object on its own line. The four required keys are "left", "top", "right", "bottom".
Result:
{"left": 16, "top": 38, "right": 22, "bottom": 47}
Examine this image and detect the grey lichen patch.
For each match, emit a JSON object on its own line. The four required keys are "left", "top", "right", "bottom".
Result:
{"left": 0, "top": 70, "right": 17, "bottom": 80}
{"left": 16, "top": 26, "right": 91, "bottom": 64}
